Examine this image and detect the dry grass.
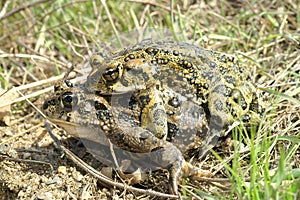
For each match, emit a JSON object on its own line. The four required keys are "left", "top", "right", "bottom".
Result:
{"left": 0, "top": 0, "right": 299, "bottom": 199}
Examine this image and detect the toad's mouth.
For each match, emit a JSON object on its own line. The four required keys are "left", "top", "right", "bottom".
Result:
{"left": 47, "top": 118, "right": 84, "bottom": 137}
{"left": 47, "top": 118, "right": 97, "bottom": 137}
{"left": 46, "top": 117, "right": 110, "bottom": 146}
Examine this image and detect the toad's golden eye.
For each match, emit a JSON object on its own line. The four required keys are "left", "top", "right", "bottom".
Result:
{"left": 103, "top": 67, "right": 120, "bottom": 81}
{"left": 61, "top": 92, "right": 78, "bottom": 109}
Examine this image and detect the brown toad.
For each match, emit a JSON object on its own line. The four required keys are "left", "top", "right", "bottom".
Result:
{"left": 86, "top": 39, "right": 265, "bottom": 156}
{"left": 43, "top": 80, "right": 212, "bottom": 194}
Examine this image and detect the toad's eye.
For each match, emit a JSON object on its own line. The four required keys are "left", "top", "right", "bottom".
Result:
{"left": 103, "top": 67, "right": 120, "bottom": 81}
{"left": 61, "top": 92, "right": 78, "bottom": 109}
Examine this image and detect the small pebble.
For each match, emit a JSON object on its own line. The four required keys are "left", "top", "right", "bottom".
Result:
{"left": 57, "top": 166, "right": 67, "bottom": 175}
{"left": 72, "top": 171, "right": 83, "bottom": 181}
{"left": 35, "top": 192, "right": 53, "bottom": 200}
{"left": 23, "top": 152, "right": 31, "bottom": 159}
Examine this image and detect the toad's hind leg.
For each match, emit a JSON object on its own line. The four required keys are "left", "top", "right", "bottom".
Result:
{"left": 198, "top": 84, "right": 231, "bottom": 158}
{"left": 156, "top": 143, "right": 213, "bottom": 194}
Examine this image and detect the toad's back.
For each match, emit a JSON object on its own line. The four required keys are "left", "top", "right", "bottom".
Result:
{"left": 87, "top": 39, "right": 264, "bottom": 156}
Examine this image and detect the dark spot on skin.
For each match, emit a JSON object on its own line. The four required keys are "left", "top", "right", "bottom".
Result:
{"left": 149, "top": 102, "right": 160, "bottom": 110}
{"left": 116, "top": 93, "right": 131, "bottom": 107}
{"left": 142, "top": 72, "right": 149, "bottom": 82}
{"left": 168, "top": 97, "right": 180, "bottom": 108}
{"left": 219, "top": 66, "right": 228, "bottom": 74}
{"left": 151, "top": 146, "right": 163, "bottom": 152}
{"left": 54, "top": 85, "right": 60, "bottom": 92}
{"left": 240, "top": 99, "right": 247, "bottom": 110}
{"left": 162, "top": 59, "right": 169, "bottom": 64}
{"left": 242, "top": 114, "right": 250, "bottom": 123}
{"left": 146, "top": 47, "right": 158, "bottom": 56}
{"left": 249, "top": 102, "right": 257, "bottom": 111}
{"left": 231, "top": 89, "right": 241, "bottom": 103}
{"left": 139, "top": 95, "right": 151, "bottom": 107}
{"left": 186, "top": 61, "right": 192, "bottom": 68}
{"left": 141, "top": 54, "right": 146, "bottom": 59}
{"left": 96, "top": 110, "right": 111, "bottom": 121}
{"left": 118, "top": 111, "right": 140, "bottom": 126}
{"left": 208, "top": 62, "right": 217, "bottom": 69}
{"left": 117, "top": 134, "right": 125, "bottom": 141}
{"left": 64, "top": 80, "right": 73, "bottom": 88}
{"left": 228, "top": 102, "right": 239, "bottom": 118}
{"left": 157, "top": 58, "right": 163, "bottom": 64}
{"left": 179, "top": 60, "right": 192, "bottom": 68}
{"left": 152, "top": 73, "right": 159, "bottom": 79}
{"left": 66, "top": 115, "right": 71, "bottom": 122}
{"left": 224, "top": 75, "right": 235, "bottom": 85}
{"left": 151, "top": 60, "right": 157, "bottom": 64}
{"left": 218, "top": 54, "right": 228, "bottom": 63}
{"left": 145, "top": 47, "right": 153, "bottom": 54}
{"left": 49, "top": 99, "right": 57, "bottom": 106}
{"left": 213, "top": 99, "right": 224, "bottom": 112}
{"left": 239, "top": 67, "right": 245, "bottom": 73}
{"left": 167, "top": 123, "right": 179, "bottom": 141}
{"left": 207, "top": 134, "right": 220, "bottom": 146}
{"left": 129, "top": 54, "right": 135, "bottom": 59}
{"left": 163, "top": 50, "right": 169, "bottom": 54}
{"left": 94, "top": 101, "right": 108, "bottom": 111}
{"left": 230, "top": 89, "right": 247, "bottom": 110}
{"left": 173, "top": 50, "right": 179, "bottom": 56}
{"left": 224, "top": 87, "right": 232, "bottom": 96}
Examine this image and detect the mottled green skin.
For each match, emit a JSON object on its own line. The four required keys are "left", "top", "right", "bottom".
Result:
{"left": 86, "top": 39, "right": 264, "bottom": 156}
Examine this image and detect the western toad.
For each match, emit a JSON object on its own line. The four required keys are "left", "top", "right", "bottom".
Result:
{"left": 86, "top": 39, "right": 264, "bottom": 156}
{"left": 43, "top": 80, "right": 212, "bottom": 194}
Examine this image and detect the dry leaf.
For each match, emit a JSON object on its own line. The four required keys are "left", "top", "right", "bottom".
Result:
{"left": 0, "top": 88, "right": 19, "bottom": 126}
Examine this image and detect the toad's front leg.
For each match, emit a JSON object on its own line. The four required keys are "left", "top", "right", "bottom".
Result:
{"left": 137, "top": 86, "right": 168, "bottom": 140}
